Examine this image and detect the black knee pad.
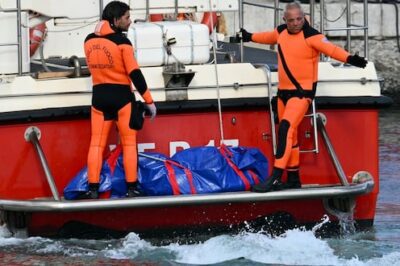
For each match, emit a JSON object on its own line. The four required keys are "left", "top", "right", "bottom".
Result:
{"left": 276, "top": 119, "right": 290, "bottom": 159}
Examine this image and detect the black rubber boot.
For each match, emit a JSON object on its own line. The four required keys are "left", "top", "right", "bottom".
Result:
{"left": 251, "top": 168, "right": 284, "bottom": 193}
{"left": 77, "top": 183, "right": 99, "bottom": 200}
{"left": 126, "top": 182, "right": 142, "bottom": 198}
{"left": 284, "top": 170, "right": 302, "bottom": 189}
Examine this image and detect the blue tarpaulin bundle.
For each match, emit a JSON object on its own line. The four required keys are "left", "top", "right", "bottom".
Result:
{"left": 169, "top": 145, "right": 268, "bottom": 194}
{"left": 64, "top": 146, "right": 126, "bottom": 199}
{"left": 64, "top": 145, "right": 269, "bottom": 199}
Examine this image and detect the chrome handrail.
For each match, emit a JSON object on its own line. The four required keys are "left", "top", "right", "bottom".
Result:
{"left": 239, "top": 0, "right": 244, "bottom": 62}
{"left": 320, "top": 0, "right": 369, "bottom": 57}
{"left": 300, "top": 100, "right": 319, "bottom": 154}
{"left": 16, "top": 0, "right": 22, "bottom": 75}
{"left": 24, "top": 127, "right": 61, "bottom": 201}
{"left": 316, "top": 115, "right": 349, "bottom": 186}
{"left": 0, "top": 182, "right": 373, "bottom": 212}
{"left": 240, "top": 0, "right": 369, "bottom": 60}
{"left": 0, "top": 0, "right": 23, "bottom": 75}
{"left": 255, "top": 64, "right": 276, "bottom": 155}
{"left": 99, "top": 0, "right": 104, "bottom": 20}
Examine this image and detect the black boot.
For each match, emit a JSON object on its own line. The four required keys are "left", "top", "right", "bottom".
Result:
{"left": 284, "top": 170, "right": 302, "bottom": 189}
{"left": 251, "top": 168, "right": 284, "bottom": 193}
{"left": 77, "top": 183, "right": 99, "bottom": 200}
{"left": 126, "top": 182, "right": 142, "bottom": 198}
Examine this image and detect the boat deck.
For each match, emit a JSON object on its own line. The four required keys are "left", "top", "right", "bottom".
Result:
{"left": 29, "top": 41, "right": 279, "bottom": 77}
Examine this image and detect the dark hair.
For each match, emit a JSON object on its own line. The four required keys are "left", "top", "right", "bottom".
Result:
{"left": 102, "top": 1, "right": 130, "bottom": 25}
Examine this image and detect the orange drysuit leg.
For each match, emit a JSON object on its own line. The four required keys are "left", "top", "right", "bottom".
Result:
{"left": 274, "top": 97, "right": 310, "bottom": 170}
{"left": 116, "top": 102, "right": 138, "bottom": 183}
{"left": 87, "top": 107, "right": 113, "bottom": 184}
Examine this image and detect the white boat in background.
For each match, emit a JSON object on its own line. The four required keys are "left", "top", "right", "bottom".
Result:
{"left": 0, "top": 0, "right": 392, "bottom": 238}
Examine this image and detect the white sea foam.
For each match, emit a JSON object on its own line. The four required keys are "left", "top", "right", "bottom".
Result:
{"left": 0, "top": 224, "right": 12, "bottom": 238}
{"left": 166, "top": 229, "right": 400, "bottom": 265}
{"left": 0, "top": 233, "right": 44, "bottom": 247}
{"left": 0, "top": 224, "right": 399, "bottom": 265}
{"left": 35, "top": 241, "right": 64, "bottom": 253}
{"left": 168, "top": 229, "right": 342, "bottom": 265}
{"left": 104, "top": 232, "right": 155, "bottom": 259}
{"left": 362, "top": 252, "right": 400, "bottom": 266}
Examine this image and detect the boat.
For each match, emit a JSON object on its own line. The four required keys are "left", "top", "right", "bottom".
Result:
{"left": 0, "top": 0, "right": 392, "bottom": 239}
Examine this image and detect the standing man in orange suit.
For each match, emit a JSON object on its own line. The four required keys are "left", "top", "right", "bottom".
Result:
{"left": 81, "top": 1, "right": 156, "bottom": 199}
{"left": 240, "top": 1, "right": 367, "bottom": 192}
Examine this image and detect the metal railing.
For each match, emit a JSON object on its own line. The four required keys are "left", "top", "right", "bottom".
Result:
{"left": 24, "top": 127, "right": 60, "bottom": 201}
{"left": 316, "top": 115, "right": 350, "bottom": 186}
{"left": 239, "top": 0, "right": 369, "bottom": 60}
{"left": 255, "top": 64, "right": 277, "bottom": 155}
{"left": 0, "top": 0, "right": 105, "bottom": 76}
{"left": 321, "top": 0, "right": 369, "bottom": 57}
{"left": 0, "top": 0, "right": 23, "bottom": 75}
{"left": 99, "top": 0, "right": 104, "bottom": 20}
{"left": 300, "top": 100, "right": 319, "bottom": 154}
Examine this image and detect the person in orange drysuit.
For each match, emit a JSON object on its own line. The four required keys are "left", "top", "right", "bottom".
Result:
{"left": 80, "top": 1, "right": 156, "bottom": 199}
{"left": 240, "top": 1, "right": 367, "bottom": 192}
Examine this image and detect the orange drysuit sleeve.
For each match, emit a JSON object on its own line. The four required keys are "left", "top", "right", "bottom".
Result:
{"left": 121, "top": 44, "right": 153, "bottom": 104}
{"left": 306, "top": 34, "right": 349, "bottom": 63}
{"left": 121, "top": 43, "right": 140, "bottom": 73}
{"left": 251, "top": 29, "right": 279, "bottom": 45}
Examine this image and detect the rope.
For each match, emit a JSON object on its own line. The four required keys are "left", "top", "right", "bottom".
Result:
{"left": 208, "top": 0, "right": 225, "bottom": 144}
{"left": 324, "top": 6, "right": 347, "bottom": 23}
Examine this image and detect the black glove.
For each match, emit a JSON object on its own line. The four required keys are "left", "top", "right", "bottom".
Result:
{"left": 239, "top": 28, "right": 253, "bottom": 42}
{"left": 347, "top": 54, "right": 367, "bottom": 68}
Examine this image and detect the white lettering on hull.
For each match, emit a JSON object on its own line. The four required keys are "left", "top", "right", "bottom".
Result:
{"left": 117, "top": 139, "right": 240, "bottom": 156}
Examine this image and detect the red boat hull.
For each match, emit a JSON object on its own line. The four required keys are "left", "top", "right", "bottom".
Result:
{"left": 0, "top": 105, "right": 379, "bottom": 237}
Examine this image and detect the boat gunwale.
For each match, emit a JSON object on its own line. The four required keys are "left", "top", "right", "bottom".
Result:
{"left": 0, "top": 181, "right": 374, "bottom": 212}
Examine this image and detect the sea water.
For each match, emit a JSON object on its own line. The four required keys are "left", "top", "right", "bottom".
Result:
{"left": 0, "top": 107, "right": 399, "bottom": 265}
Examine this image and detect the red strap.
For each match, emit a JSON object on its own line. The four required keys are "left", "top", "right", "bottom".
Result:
{"left": 220, "top": 144, "right": 233, "bottom": 156}
{"left": 184, "top": 168, "right": 196, "bottom": 194}
{"left": 219, "top": 146, "right": 251, "bottom": 191}
{"left": 165, "top": 161, "right": 181, "bottom": 195}
{"left": 106, "top": 145, "right": 123, "bottom": 175}
{"left": 248, "top": 170, "right": 260, "bottom": 185}
{"left": 166, "top": 160, "right": 197, "bottom": 194}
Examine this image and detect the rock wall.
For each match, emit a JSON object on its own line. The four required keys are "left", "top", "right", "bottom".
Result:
{"left": 345, "top": 38, "right": 400, "bottom": 102}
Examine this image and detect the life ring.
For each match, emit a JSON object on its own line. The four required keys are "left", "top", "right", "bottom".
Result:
{"left": 149, "top": 14, "right": 164, "bottom": 22}
{"left": 29, "top": 23, "right": 47, "bottom": 56}
{"left": 200, "top": 12, "right": 218, "bottom": 33}
{"left": 149, "top": 12, "right": 218, "bottom": 33}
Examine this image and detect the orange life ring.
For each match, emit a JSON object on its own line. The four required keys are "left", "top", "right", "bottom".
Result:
{"left": 200, "top": 12, "right": 218, "bottom": 33}
{"left": 149, "top": 14, "right": 164, "bottom": 22}
{"left": 149, "top": 12, "right": 217, "bottom": 33}
{"left": 29, "top": 23, "right": 47, "bottom": 56}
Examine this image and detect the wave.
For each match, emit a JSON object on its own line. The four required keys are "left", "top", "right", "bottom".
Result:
{"left": 0, "top": 223, "right": 399, "bottom": 265}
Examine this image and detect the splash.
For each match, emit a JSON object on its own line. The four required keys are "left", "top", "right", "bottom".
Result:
{"left": 167, "top": 229, "right": 338, "bottom": 265}
{"left": 104, "top": 232, "right": 155, "bottom": 259}
{"left": 324, "top": 197, "right": 357, "bottom": 235}
{"left": 312, "top": 214, "right": 330, "bottom": 234}
{"left": 0, "top": 224, "right": 12, "bottom": 238}
{"left": 0, "top": 220, "right": 399, "bottom": 265}
{"left": 166, "top": 229, "right": 400, "bottom": 265}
